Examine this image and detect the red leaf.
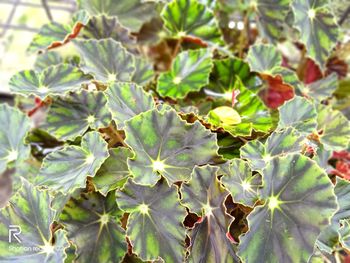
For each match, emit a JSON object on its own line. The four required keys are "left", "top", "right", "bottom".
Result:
{"left": 331, "top": 150, "right": 350, "bottom": 180}
{"left": 333, "top": 151, "right": 350, "bottom": 161}
{"left": 259, "top": 74, "right": 294, "bottom": 109}
{"left": 331, "top": 161, "right": 350, "bottom": 180}
{"left": 303, "top": 59, "right": 323, "bottom": 84}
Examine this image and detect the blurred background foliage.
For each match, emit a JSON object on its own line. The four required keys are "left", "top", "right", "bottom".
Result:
{"left": 0, "top": 0, "right": 74, "bottom": 93}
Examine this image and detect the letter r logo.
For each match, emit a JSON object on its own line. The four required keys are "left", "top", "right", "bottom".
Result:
{"left": 8, "top": 225, "right": 21, "bottom": 243}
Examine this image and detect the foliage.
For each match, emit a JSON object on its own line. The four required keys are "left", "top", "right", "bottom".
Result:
{"left": 1, "top": 0, "right": 350, "bottom": 262}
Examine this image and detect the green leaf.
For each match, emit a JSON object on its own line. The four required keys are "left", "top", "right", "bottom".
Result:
{"left": 207, "top": 57, "right": 256, "bottom": 96}
{"left": 180, "top": 165, "right": 238, "bottom": 263}
{"left": 313, "top": 144, "right": 332, "bottom": 171}
{"left": 0, "top": 104, "right": 31, "bottom": 174}
{"left": 124, "top": 108, "right": 219, "bottom": 185}
{"left": 208, "top": 106, "right": 242, "bottom": 125}
{"left": 9, "top": 64, "right": 92, "bottom": 99}
{"left": 220, "top": 159, "right": 262, "bottom": 207}
{"left": 316, "top": 223, "right": 339, "bottom": 253}
{"left": 246, "top": 44, "right": 282, "bottom": 74}
{"left": 27, "top": 23, "right": 72, "bottom": 53}
{"left": 317, "top": 104, "right": 350, "bottom": 151}
{"left": 105, "top": 82, "right": 155, "bottom": 128}
{"left": 79, "top": 15, "right": 137, "bottom": 51}
{"left": 339, "top": 219, "right": 350, "bottom": 250}
{"left": 292, "top": 0, "right": 339, "bottom": 69}
{"left": 131, "top": 57, "right": 155, "bottom": 85}
{"left": 254, "top": 0, "right": 291, "bottom": 42}
{"left": 116, "top": 179, "right": 187, "bottom": 262}
{"left": 208, "top": 77, "right": 272, "bottom": 136}
{"left": 0, "top": 179, "right": 69, "bottom": 262}
{"left": 277, "top": 96, "right": 318, "bottom": 134}
{"left": 27, "top": 11, "right": 89, "bottom": 53}
{"left": 231, "top": 78, "right": 273, "bottom": 135}
{"left": 157, "top": 48, "right": 212, "bottom": 99}
{"left": 238, "top": 154, "right": 337, "bottom": 263}
{"left": 60, "top": 191, "right": 126, "bottom": 263}
{"left": 161, "top": 0, "right": 222, "bottom": 43}
{"left": 333, "top": 178, "right": 350, "bottom": 222}
{"left": 92, "top": 147, "right": 132, "bottom": 195}
{"left": 240, "top": 127, "right": 305, "bottom": 171}
{"left": 36, "top": 131, "right": 109, "bottom": 194}
{"left": 42, "top": 90, "right": 112, "bottom": 140}
{"left": 74, "top": 39, "right": 135, "bottom": 83}
{"left": 78, "top": 0, "right": 159, "bottom": 32}
{"left": 302, "top": 73, "right": 338, "bottom": 101}
{"left": 317, "top": 177, "right": 350, "bottom": 252}
{"left": 34, "top": 52, "right": 63, "bottom": 72}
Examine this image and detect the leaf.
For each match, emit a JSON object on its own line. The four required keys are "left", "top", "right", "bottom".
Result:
{"left": 332, "top": 178, "right": 350, "bottom": 222}
{"left": 92, "top": 147, "right": 132, "bottom": 195}
{"left": 42, "top": 90, "right": 112, "bottom": 140}
{"left": 36, "top": 131, "right": 109, "bottom": 194}
{"left": 246, "top": 44, "right": 282, "bottom": 75}
{"left": 277, "top": 96, "right": 318, "bottom": 134}
{"left": 116, "top": 179, "right": 187, "bottom": 262}
{"left": 132, "top": 57, "right": 155, "bottom": 85}
{"left": 180, "top": 165, "right": 238, "bottom": 263}
{"left": 339, "top": 219, "right": 350, "bottom": 250}
{"left": 260, "top": 67, "right": 297, "bottom": 109}
{"left": 292, "top": 0, "right": 339, "bottom": 69}
{"left": 0, "top": 104, "right": 31, "bottom": 174}
{"left": 232, "top": 78, "right": 273, "bottom": 134}
{"left": 124, "top": 108, "right": 219, "bottom": 185}
{"left": 220, "top": 159, "right": 262, "bottom": 207}
{"left": 317, "top": 104, "right": 350, "bottom": 151}
{"left": 317, "top": 177, "right": 350, "bottom": 252}
{"left": 240, "top": 127, "right": 306, "bottom": 171}
{"left": 79, "top": 15, "right": 137, "bottom": 51}
{"left": 161, "top": 0, "right": 222, "bottom": 43}
{"left": 157, "top": 49, "right": 212, "bottom": 99}
{"left": 302, "top": 73, "right": 338, "bottom": 101}
{"left": 313, "top": 144, "right": 332, "bottom": 171}
{"left": 105, "top": 82, "right": 155, "bottom": 128}
{"left": 316, "top": 223, "right": 339, "bottom": 253}
{"left": 208, "top": 77, "right": 273, "bottom": 136}
{"left": 74, "top": 39, "right": 135, "bottom": 83}
{"left": 34, "top": 51, "right": 63, "bottom": 72}
{"left": 27, "top": 11, "right": 89, "bottom": 53}
{"left": 78, "top": 0, "right": 159, "bottom": 32}
{"left": 28, "top": 22, "right": 72, "bottom": 53}
{"left": 254, "top": 0, "right": 291, "bottom": 42}
{"left": 207, "top": 57, "right": 256, "bottom": 96}
{"left": 246, "top": 45, "right": 299, "bottom": 108}
{"left": 9, "top": 64, "right": 92, "bottom": 99}
{"left": 208, "top": 106, "right": 242, "bottom": 126}
{"left": 60, "top": 191, "right": 126, "bottom": 263}
{"left": 238, "top": 154, "right": 337, "bottom": 263}
{"left": 0, "top": 179, "right": 69, "bottom": 262}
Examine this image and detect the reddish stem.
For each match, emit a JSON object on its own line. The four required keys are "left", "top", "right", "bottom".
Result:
{"left": 28, "top": 98, "right": 50, "bottom": 117}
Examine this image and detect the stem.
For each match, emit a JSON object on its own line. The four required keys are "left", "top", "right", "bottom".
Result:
{"left": 27, "top": 98, "right": 51, "bottom": 117}
{"left": 339, "top": 5, "right": 350, "bottom": 26}
{"left": 172, "top": 37, "right": 183, "bottom": 58}
{"left": 244, "top": 13, "right": 251, "bottom": 45}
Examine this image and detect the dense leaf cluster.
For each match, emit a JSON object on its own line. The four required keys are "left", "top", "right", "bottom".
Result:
{"left": 1, "top": 0, "right": 350, "bottom": 262}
